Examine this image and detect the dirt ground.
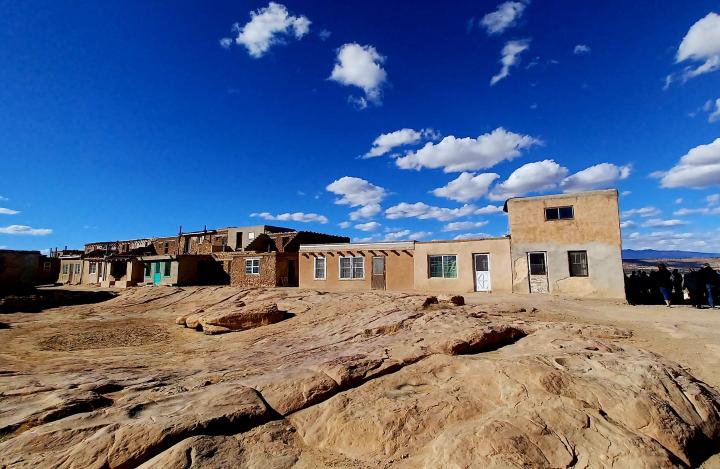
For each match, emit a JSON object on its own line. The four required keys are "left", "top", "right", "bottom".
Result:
{"left": 1, "top": 286, "right": 719, "bottom": 468}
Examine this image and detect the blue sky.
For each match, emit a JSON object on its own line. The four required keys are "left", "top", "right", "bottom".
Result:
{"left": 1, "top": 1, "right": 719, "bottom": 253}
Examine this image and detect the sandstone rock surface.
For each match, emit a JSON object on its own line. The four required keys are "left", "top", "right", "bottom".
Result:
{"left": 0, "top": 286, "right": 718, "bottom": 468}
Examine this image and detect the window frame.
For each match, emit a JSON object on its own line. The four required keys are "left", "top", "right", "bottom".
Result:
{"left": 62, "top": 264, "right": 69, "bottom": 274}
{"left": 74, "top": 263, "right": 81, "bottom": 274}
{"left": 89, "top": 262, "right": 97, "bottom": 274}
{"left": 313, "top": 256, "right": 326, "bottom": 280}
{"left": 144, "top": 263, "right": 151, "bottom": 277}
{"left": 544, "top": 205, "right": 574, "bottom": 221}
{"left": 163, "top": 261, "right": 171, "bottom": 277}
{"left": 568, "top": 250, "right": 589, "bottom": 277}
{"left": 339, "top": 255, "right": 364, "bottom": 280}
{"left": 428, "top": 255, "right": 458, "bottom": 279}
{"left": 245, "top": 258, "right": 260, "bottom": 275}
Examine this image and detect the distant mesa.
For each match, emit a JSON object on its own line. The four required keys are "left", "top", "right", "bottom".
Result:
{"left": 622, "top": 249, "right": 720, "bottom": 260}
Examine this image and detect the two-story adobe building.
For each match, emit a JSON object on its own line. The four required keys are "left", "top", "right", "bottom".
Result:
{"left": 299, "top": 189, "right": 624, "bottom": 299}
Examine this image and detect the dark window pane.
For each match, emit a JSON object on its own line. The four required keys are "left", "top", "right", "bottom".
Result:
{"left": 164, "top": 261, "right": 171, "bottom": 276}
{"left": 475, "top": 255, "right": 489, "bottom": 271}
{"left": 529, "top": 253, "right": 547, "bottom": 275}
{"left": 559, "top": 206, "right": 574, "bottom": 219}
{"left": 428, "top": 256, "right": 443, "bottom": 278}
{"left": 545, "top": 208, "right": 559, "bottom": 220}
{"left": 568, "top": 251, "right": 588, "bottom": 276}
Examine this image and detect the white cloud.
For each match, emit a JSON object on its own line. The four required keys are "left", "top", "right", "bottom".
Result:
{"left": 363, "top": 128, "right": 436, "bottom": 158}
{"left": 385, "top": 202, "right": 477, "bottom": 221}
{"left": 491, "top": 39, "right": 531, "bottom": 85}
{"left": 329, "top": 43, "right": 387, "bottom": 107}
{"left": 354, "top": 221, "right": 381, "bottom": 232}
{"left": 432, "top": 172, "right": 500, "bottom": 202}
{"left": 673, "top": 207, "right": 720, "bottom": 216}
{"left": 560, "top": 163, "right": 631, "bottom": 192}
{"left": 708, "top": 98, "right": 720, "bottom": 123}
{"left": 395, "top": 127, "right": 541, "bottom": 173}
{"left": 622, "top": 190, "right": 632, "bottom": 196}
{"left": 642, "top": 218, "right": 688, "bottom": 227}
{"left": 338, "top": 221, "right": 351, "bottom": 229}
{"left": 619, "top": 220, "right": 636, "bottom": 229}
{"left": 326, "top": 176, "right": 387, "bottom": 220}
{"left": 480, "top": 1, "right": 528, "bottom": 35}
{"left": 0, "top": 225, "right": 52, "bottom": 236}
{"left": 674, "top": 12, "right": 720, "bottom": 83}
{"left": 219, "top": 38, "right": 233, "bottom": 49}
{"left": 621, "top": 207, "right": 661, "bottom": 218}
{"left": 475, "top": 204, "right": 504, "bottom": 214}
{"left": 0, "top": 208, "right": 19, "bottom": 215}
{"left": 675, "top": 197, "right": 684, "bottom": 204}
{"left": 708, "top": 193, "right": 720, "bottom": 205}
{"left": 251, "top": 211, "right": 328, "bottom": 224}
{"left": 453, "top": 232, "right": 494, "bottom": 240}
{"left": 573, "top": 44, "right": 591, "bottom": 55}
{"left": 442, "top": 221, "right": 489, "bottom": 232}
{"left": 228, "top": 2, "right": 311, "bottom": 58}
{"left": 349, "top": 203, "right": 381, "bottom": 220}
{"left": 659, "top": 138, "right": 720, "bottom": 188}
{"left": 488, "top": 159, "right": 568, "bottom": 201}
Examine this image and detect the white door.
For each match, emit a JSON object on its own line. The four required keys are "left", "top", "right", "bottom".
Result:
{"left": 527, "top": 252, "right": 549, "bottom": 293}
{"left": 474, "top": 254, "right": 491, "bottom": 292}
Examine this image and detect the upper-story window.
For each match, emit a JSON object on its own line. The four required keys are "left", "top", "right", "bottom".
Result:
{"left": 545, "top": 206, "right": 574, "bottom": 220}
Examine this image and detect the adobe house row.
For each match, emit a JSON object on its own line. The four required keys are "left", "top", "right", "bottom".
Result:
{"left": 0, "top": 249, "right": 59, "bottom": 293}
{"left": 299, "top": 190, "right": 625, "bottom": 299}
{"left": 63, "top": 225, "right": 348, "bottom": 289}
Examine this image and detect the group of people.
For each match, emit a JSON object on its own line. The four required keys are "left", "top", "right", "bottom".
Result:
{"left": 625, "top": 263, "right": 719, "bottom": 308}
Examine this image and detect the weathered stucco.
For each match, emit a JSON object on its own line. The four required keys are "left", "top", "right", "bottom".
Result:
{"left": 506, "top": 189, "right": 625, "bottom": 299}
{"left": 413, "top": 238, "right": 513, "bottom": 293}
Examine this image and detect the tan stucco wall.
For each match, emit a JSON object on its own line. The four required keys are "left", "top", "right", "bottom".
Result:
{"left": 413, "top": 238, "right": 512, "bottom": 293}
{"left": 506, "top": 190, "right": 625, "bottom": 298}
{"left": 299, "top": 251, "right": 414, "bottom": 291}
{"left": 58, "top": 259, "right": 83, "bottom": 285}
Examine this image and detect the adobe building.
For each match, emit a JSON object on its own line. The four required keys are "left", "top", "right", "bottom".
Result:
{"left": 58, "top": 252, "right": 84, "bottom": 285}
{"left": 298, "top": 189, "right": 625, "bottom": 299}
{"left": 299, "top": 241, "right": 415, "bottom": 291}
{"left": 504, "top": 189, "right": 625, "bottom": 298}
{"left": 0, "top": 250, "right": 42, "bottom": 293}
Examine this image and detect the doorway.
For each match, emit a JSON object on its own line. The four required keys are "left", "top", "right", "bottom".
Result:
{"left": 371, "top": 256, "right": 386, "bottom": 290}
{"left": 287, "top": 260, "right": 297, "bottom": 286}
{"left": 153, "top": 261, "right": 162, "bottom": 285}
{"left": 527, "top": 252, "right": 549, "bottom": 293}
{"left": 473, "top": 254, "right": 491, "bottom": 292}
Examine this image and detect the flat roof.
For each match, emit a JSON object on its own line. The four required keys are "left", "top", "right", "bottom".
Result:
{"left": 416, "top": 236, "right": 509, "bottom": 244}
{"left": 503, "top": 189, "right": 618, "bottom": 211}
{"left": 299, "top": 241, "right": 415, "bottom": 252}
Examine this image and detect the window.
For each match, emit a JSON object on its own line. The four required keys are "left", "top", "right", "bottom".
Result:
{"left": 74, "top": 264, "right": 81, "bottom": 274}
{"left": 248, "top": 232, "right": 255, "bottom": 240}
{"left": 163, "top": 261, "right": 171, "bottom": 276}
{"left": 339, "top": 256, "right": 364, "bottom": 279}
{"left": 62, "top": 264, "right": 69, "bottom": 274}
{"left": 428, "top": 255, "right": 458, "bottom": 278}
{"left": 245, "top": 258, "right": 260, "bottom": 275}
{"left": 43, "top": 262, "right": 51, "bottom": 272}
{"left": 314, "top": 257, "right": 326, "bottom": 280}
{"left": 568, "top": 251, "right": 588, "bottom": 277}
{"left": 544, "top": 206, "right": 574, "bottom": 220}
{"left": 144, "top": 263, "right": 151, "bottom": 277}
{"left": 528, "top": 253, "right": 547, "bottom": 275}
{"left": 89, "top": 262, "right": 97, "bottom": 274}
{"left": 163, "top": 242, "right": 169, "bottom": 254}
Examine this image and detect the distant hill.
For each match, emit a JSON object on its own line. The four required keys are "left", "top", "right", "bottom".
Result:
{"left": 622, "top": 249, "right": 720, "bottom": 260}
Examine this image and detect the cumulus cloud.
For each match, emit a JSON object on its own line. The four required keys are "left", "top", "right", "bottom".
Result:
{"left": 441, "top": 221, "right": 489, "bottom": 232}
{"left": 560, "top": 163, "right": 631, "bottom": 192}
{"left": 0, "top": 208, "right": 19, "bottom": 215}
{"left": 326, "top": 176, "right": 386, "bottom": 208}
{"left": 354, "top": 221, "right": 381, "bottom": 232}
{"left": 619, "top": 220, "right": 636, "bottom": 229}
{"left": 621, "top": 207, "right": 661, "bottom": 218}
{"left": 338, "top": 221, "right": 351, "bottom": 229}
{"left": 354, "top": 229, "right": 432, "bottom": 243}
{"left": 480, "top": 1, "right": 528, "bottom": 35}
{"left": 363, "top": 128, "right": 437, "bottom": 158}
{"left": 329, "top": 43, "right": 387, "bottom": 107}
{"left": 666, "top": 12, "right": 720, "bottom": 86}
{"left": 573, "top": 44, "right": 591, "bottom": 55}
{"left": 673, "top": 206, "right": 720, "bottom": 216}
{"left": 251, "top": 211, "right": 328, "bottom": 223}
{"left": 453, "top": 232, "right": 494, "bottom": 240}
{"left": 708, "top": 98, "right": 720, "bottom": 123}
{"left": 491, "top": 39, "right": 531, "bottom": 85}
{"left": 488, "top": 159, "right": 568, "bottom": 201}
{"left": 0, "top": 225, "right": 52, "bottom": 236}
{"left": 642, "top": 218, "right": 688, "bottom": 227}
{"left": 225, "top": 2, "right": 311, "bottom": 58}
{"left": 432, "top": 172, "right": 500, "bottom": 202}
{"left": 349, "top": 203, "right": 381, "bottom": 220}
{"left": 395, "top": 127, "right": 541, "bottom": 173}
{"left": 659, "top": 138, "right": 720, "bottom": 188}
{"left": 385, "top": 202, "right": 477, "bottom": 221}
{"left": 475, "top": 204, "right": 504, "bottom": 214}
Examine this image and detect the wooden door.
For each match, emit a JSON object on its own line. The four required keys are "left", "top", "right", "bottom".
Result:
{"left": 371, "top": 256, "right": 386, "bottom": 290}
{"left": 527, "top": 252, "right": 549, "bottom": 293}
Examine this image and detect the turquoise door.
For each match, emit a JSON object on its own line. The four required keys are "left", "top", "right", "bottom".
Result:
{"left": 153, "top": 262, "right": 161, "bottom": 285}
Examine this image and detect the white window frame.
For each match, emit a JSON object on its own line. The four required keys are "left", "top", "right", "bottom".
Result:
{"left": 245, "top": 258, "right": 260, "bottom": 275}
{"left": 313, "top": 256, "right": 326, "bottom": 280}
{"left": 339, "top": 256, "right": 364, "bottom": 280}
{"left": 89, "top": 262, "right": 97, "bottom": 274}
{"left": 74, "top": 263, "right": 81, "bottom": 274}
{"left": 428, "top": 255, "right": 458, "bottom": 279}
{"left": 62, "top": 264, "right": 69, "bottom": 274}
